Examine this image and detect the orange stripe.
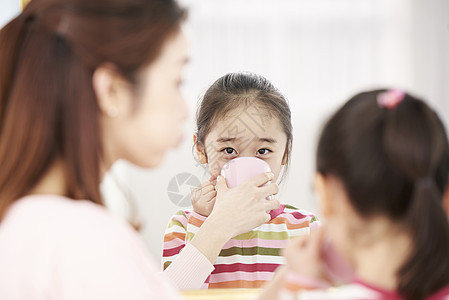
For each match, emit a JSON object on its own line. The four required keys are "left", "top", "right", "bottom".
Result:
{"left": 268, "top": 218, "right": 310, "bottom": 230}
{"left": 188, "top": 215, "right": 205, "bottom": 228}
{"left": 164, "top": 232, "right": 186, "bottom": 242}
{"left": 208, "top": 280, "right": 267, "bottom": 289}
{"left": 284, "top": 281, "right": 314, "bottom": 292}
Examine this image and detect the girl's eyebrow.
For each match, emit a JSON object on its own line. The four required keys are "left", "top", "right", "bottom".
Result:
{"left": 259, "top": 137, "right": 277, "bottom": 143}
{"left": 216, "top": 137, "right": 277, "bottom": 143}
{"left": 216, "top": 137, "right": 236, "bottom": 143}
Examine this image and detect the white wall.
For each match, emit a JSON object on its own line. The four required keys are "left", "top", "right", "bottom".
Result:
{"left": 2, "top": 0, "right": 448, "bottom": 264}
{"left": 0, "top": 0, "right": 20, "bottom": 28}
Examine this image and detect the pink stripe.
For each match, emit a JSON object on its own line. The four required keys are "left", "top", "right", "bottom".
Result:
{"left": 209, "top": 271, "right": 275, "bottom": 283}
{"left": 189, "top": 210, "right": 207, "bottom": 221}
{"left": 171, "top": 214, "right": 188, "bottom": 227}
{"left": 274, "top": 212, "right": 312, "bottom": 225}
{"left": 162, "top": 244, "right": 185, "bottom": 257}
{"left": 289, "top": 211, "right": 313, "bottom": 220}
{"left": 213, "top": 263, "right": 281, "bottom": 274}
{"left": 163, "top": 238, "right": 186, "bottom": 249}
{"left": 221, "top": 238, "right": 288, "bottom": 250}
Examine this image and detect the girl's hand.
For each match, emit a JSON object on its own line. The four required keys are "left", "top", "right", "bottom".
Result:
{"left": 208, "top": 173, "right": 280, "bottom": 239}
{"left": 283, "top": 226, "right": 328, "bottom": 281}
{"left": 191, "top": 175, "right": 217, "bottom": 217}
{"left": 189, "top": 172, "right": 280, "bottom": 264}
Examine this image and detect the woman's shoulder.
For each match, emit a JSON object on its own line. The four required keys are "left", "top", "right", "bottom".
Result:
{"left": 0, "top": 194, "right": 147, "bottom": 254}
{"left": 4, "top": 194, "right": 130, "bottom": 229}
{"left": 0, "top": 194, "right": 179, "bottom": 299}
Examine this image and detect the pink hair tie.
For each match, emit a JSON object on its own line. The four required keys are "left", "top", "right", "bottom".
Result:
{"left": 377, "top": 89, "right": 405, "bottom": 109}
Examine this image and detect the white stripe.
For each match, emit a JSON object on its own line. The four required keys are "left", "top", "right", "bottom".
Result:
{"left": 165, "top": 225, "right": 187, "bottom": 234}
{"left": 186, "top": 224, "right": 201, "bottom": 235}
{"left": 215, "top": 254, "right": 285, "bottom": 265}
{"left": 187, "top": 218, "right": 311, "bottom": 236}
{"left": 287, "top": 227, "right": 310, "bottom": 237}
{"left": 252, "top": 224, "right": 309, "bottom": 233}
{"left": 297, "top": 209, "right": 316, "bottom": 216}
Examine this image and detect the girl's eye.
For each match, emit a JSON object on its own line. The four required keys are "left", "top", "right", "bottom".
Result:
{"left": 222, "top": 147, "right": 237, "bottom": 155}
{"left": 257, "top": 148, "right": 271, "bottom": 155}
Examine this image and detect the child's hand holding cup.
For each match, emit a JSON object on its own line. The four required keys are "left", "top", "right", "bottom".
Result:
{"left": 191, "top": 175, "right": 217, "bottom": 217}
{"left": 191, "top": 157, "right": 276, "bottom": 217}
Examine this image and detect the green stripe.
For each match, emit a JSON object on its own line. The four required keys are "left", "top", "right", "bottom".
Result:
{"left": 174, "top": 210, "right": 188, "bottom": 217}
{"left": 232, "top": 230, "right": 289, "bottom": 240}
{"left": 219, "top": 246, "right": 281, "bottom": 257}
{"left": 167, "top": 219, "right": 186, "bottom": 229}
{"left": 186, "top": 232, "right": 195, "bottom": 241}
{"left": 284, "top": 204, "right": 298, "bottom": 210}
{"left": 310, "top": 215, "right": 318, "bottom": 223}
{"left": 188, "top": 230, "right": 290, "bottom": 241}
{"left": 163, "top": 261, "right": 172, "bottom": 270}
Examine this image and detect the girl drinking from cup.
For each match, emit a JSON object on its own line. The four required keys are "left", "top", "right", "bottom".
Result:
{"left": 163, "top": 72, "right": 318, "bottom": 289}
{"left": 261, "top": 89, "right": 449, "bottom": 300}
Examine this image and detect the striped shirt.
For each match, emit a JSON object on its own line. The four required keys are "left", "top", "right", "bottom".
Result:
{"left": 162, "top": 204, "right": 317, "bottom": 289}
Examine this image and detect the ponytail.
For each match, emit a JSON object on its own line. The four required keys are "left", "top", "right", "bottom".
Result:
{"left": 398, "top": 178, "right": 449, "bottom": 300}
{"left": 382, "top": 96, "right": 449, "bottom": 300}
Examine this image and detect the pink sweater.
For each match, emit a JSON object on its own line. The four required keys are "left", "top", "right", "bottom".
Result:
{"left": 0, "top": 195, "right": 213, "bottom": 299}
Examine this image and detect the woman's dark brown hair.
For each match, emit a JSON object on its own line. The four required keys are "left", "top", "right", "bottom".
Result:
{"left": 0, "top": 0, "right": 186, "bottom": 220}
{"left": 195, "top": 72, "right": 293, "bottom": 179}
{"left": 317, "top": 89, "right": 449, "bottom": 300}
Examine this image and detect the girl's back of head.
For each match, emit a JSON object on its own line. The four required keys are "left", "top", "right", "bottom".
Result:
{"left": 316, "top": 89, "right": 449, "bottom": 300}
{"left": 0, "top": 0, "right": 185, "bottom": 220}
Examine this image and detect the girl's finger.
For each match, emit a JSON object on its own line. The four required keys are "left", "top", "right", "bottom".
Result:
{"left": 207, "top": 198, "right": 216, "bottom": 208}
{"left": 246, "top": 172, "right": 274, "bottom": 187}
{"left": 209, "top": 174, "right": 218, "bottom": 183}
{"left": 259, "top": 183, "right": 279, "bottom": 198}
{"left": 193, "top": 180, "right": 213, "bottom": 194}
{"left": 202, "top": 190, "right": 217, "bottom": 202}
{"left": 262, "top": 198, "right": 280, "bottom": 211}
{"left": 214, "top": 175, "right": 229, "bottom": 192}
{"left": 198, "top": 184, "right": 215, "bottom": 195}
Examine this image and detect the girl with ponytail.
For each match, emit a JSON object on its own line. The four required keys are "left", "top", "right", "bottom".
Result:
{"left": 260, "top": 89, "right": 449, "bottom": 300}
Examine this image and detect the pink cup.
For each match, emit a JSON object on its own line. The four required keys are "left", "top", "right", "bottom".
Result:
{"left": 220, "top": 157, "right": 286, "bottom": 221}
{"left": 220, "top": 157, "right": 271, "bottom": 188}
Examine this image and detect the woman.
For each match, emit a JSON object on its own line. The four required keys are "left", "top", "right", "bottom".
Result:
{"left": 0, "top": 0, "right": 280, "bottom": 298}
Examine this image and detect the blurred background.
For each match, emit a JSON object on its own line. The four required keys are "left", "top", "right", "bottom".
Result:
{"left": 1, "top": 0, "right": 448, "bottom": 265}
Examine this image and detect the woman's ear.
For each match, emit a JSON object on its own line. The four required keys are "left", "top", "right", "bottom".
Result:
{"left": 92, "top": 63, "right": 133, "bottom": 119}
{"left": 193, "top": 132, "right": 207, "bottom": 164}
